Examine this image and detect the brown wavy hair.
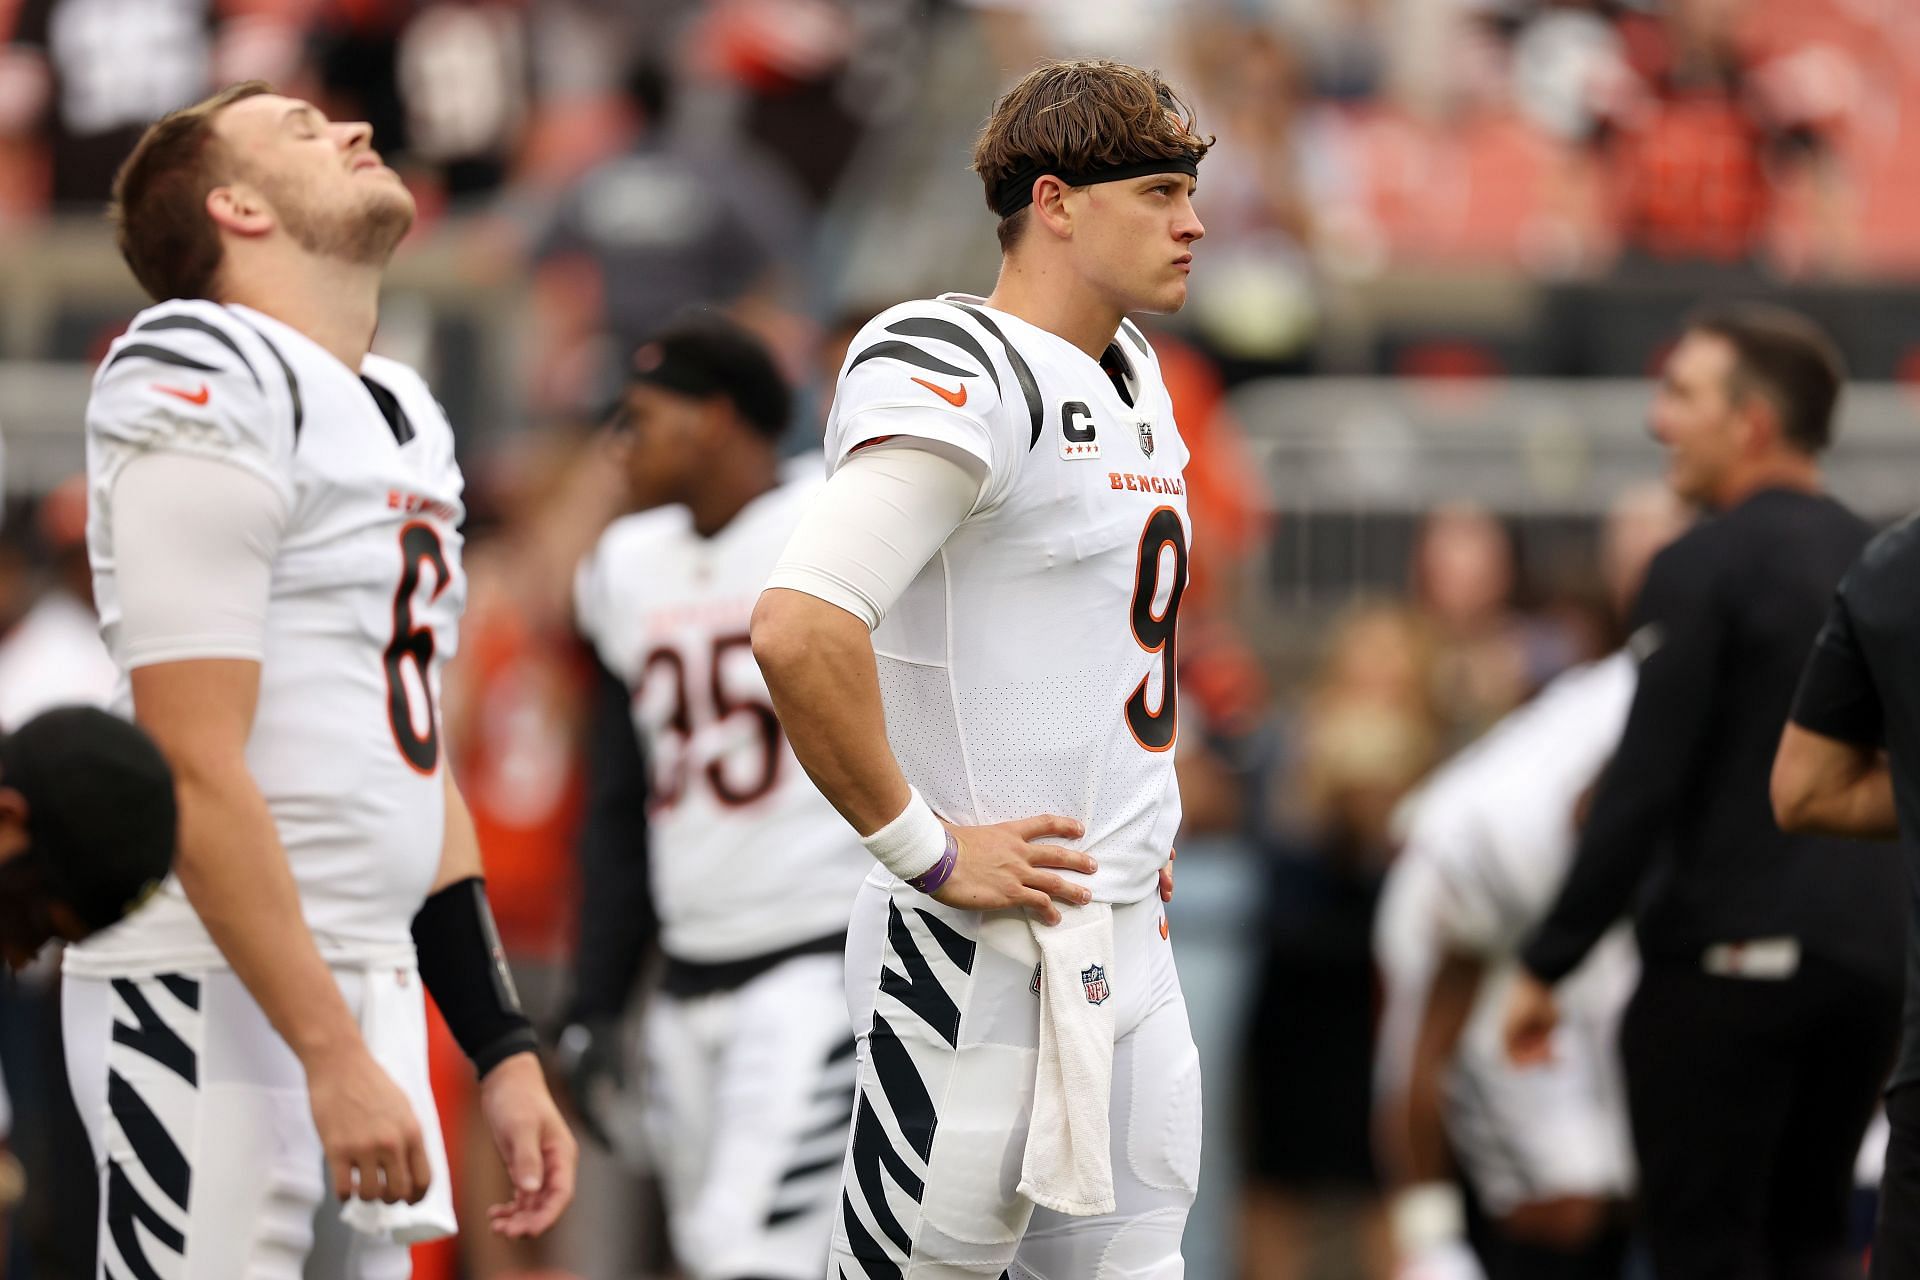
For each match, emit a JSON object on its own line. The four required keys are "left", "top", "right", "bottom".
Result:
{"left": 971, "top": 59, "right": 1212, "bottom": 252}
{"left": 110, "top": 81, "right": 273, "bottom": 303}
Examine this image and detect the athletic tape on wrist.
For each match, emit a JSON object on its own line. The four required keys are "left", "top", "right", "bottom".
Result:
{"left": 1390, "top": 1182, "right": 1466, "bottom": 1256}
{"left": 861, "top": 787, "right": 948, "bottom": 883}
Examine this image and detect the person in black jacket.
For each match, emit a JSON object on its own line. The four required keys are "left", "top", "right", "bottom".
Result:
{"left": 1503, "top": 303, "right": 1905, "bottom": 1278}
{"left": 1773, "top": 504, "right": 1920, "bottom": 1278}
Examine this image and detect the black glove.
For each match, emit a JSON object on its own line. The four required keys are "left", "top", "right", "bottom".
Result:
{"left": 553, "top": 1014, "right": 627, "bottom": 1150}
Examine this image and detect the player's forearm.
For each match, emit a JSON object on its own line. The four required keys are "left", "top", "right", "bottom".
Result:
{"left": 1390, "top": 951, "right": 1482, "bottom": 1187}
{"left": 569, "top": 658, "right": 653, "bottom": 1022}
{"left": 435, "top": 770, "right": 484, "bottom": 889}
{"left": 1772, "top": 726, "right": 1898, "bottom": 839}
{"left": 1812, "top": 761, "right": 1897, "bottom": 838}
{"left": 1522, "top": 715, "right": 1690, "bottom": 982}
{"left": 170, "top": 756, "right": 364, "bottom": 1069}
{"left": 751, "top": 586, "right": 911, "bottom": 835}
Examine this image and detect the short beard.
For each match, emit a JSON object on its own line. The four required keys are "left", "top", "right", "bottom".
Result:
{"left": 271, "top": 178, "right": 414, "bottom": 267}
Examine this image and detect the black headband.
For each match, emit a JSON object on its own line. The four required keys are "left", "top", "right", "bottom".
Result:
{"left": 992, "top": 154, "right": 1200, "bottom": 219}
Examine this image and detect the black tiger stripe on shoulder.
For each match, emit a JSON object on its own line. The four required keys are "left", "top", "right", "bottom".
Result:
{"left": 361, "top": 375, "right": 415, "bottom": 445}
{"left": 133, "top": 314, "right": 262, "bottom": 390}
{"left": 1119, "top": 318, "right": 1151, "bottom": 356}
{"left": 103, "top": 343, "right": 222, "bottom": 377}
{"left": 943, "top": 302, "right": 1043, "bottom": 450}
{"left": 848, "top": 339, "right": 977, "bottom": 382}
{"left": 883, "top": 316, "right": 1002, "bottom": 397}
{"left": 229, "top": 314, "right": 305, "bottom": 441}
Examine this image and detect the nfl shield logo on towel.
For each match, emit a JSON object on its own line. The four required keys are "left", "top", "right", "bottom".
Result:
{"left": 1081, "top": 964, "right": 1111, "bottom": 1005}
{"left": 1136, "top": 420, "right": 1155, "bottom": 458}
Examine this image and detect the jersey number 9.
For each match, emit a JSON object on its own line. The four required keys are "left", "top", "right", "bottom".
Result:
{"left": 1127, "top": 506, "right": 1187, "bottom": 752}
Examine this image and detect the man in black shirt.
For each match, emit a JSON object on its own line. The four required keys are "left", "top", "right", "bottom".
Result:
{"left": 1774, "top": 513, "right": 1920, "bottom": 1277}
{"left": 1504, "top": 304, "right": 1906, "bottom": 1278}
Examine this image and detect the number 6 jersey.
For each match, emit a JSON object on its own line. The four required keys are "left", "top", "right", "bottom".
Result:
{"left": 822, "top": 294, "right": 1190, "bottom": 906}
{"left": 68, "top": 299, "right": 467, "bottom": 975}
{"left": 574, "top": 467, "right": 872, "bottom": 965}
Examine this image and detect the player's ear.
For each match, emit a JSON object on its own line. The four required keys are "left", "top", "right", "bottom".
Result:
{"left": 1733, "top": 387, "right": 1782, "bottom": 456}
{"left": 207, "top": 181, "right": 274, "bottom": 240}
{"left": 1029, "top": 175, "right": 1076, "bottom": 240}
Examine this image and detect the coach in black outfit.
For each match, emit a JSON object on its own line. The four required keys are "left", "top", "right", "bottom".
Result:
{"left": 1504, "top": 305, "right": 1906, "bottom": 1278}
{"left": 1774, "top": 472, "right": 1920, "bottom": 1276}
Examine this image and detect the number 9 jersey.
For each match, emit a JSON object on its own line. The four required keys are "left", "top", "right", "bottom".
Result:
{"left": 69, "top": 300, "right": 467, "bottom": 975}
{"left": 822, "top": 294, "right": 1190, "bottom": 906}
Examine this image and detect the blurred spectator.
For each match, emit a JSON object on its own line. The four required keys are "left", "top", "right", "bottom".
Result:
{"left": 1181, "top": 23, "right": 1333, "bottom": 378}
{"left": 1242, "top": 604, "right": 1442, "bottom": 1280}
{"left": 0, "top": 476, "right": 113, "bottom": 727}
{"left": 0, "top": 481, "right": 110, "bottom": 1280}
{"left": 0, "top": 1060, "right": 14, "bottom": 1270}
{"left": 1152, "top": 329, "right": 1274, "bottom": 609}
{"left": 529, "top": 58, "right": 809, "bottom": 415}
{"left": 682, "top": 0, "right": 869, "bottom": 204}
{"left": 309, "top": 1, "right": 532, "bottom": 211}
{"left": 0, "top": 0, "right": 214, "bottom": 208}
{"left": 1297, "top": 0, "right": 1390, "bottom": 102}
{"left": 1515, "top": 0, "right": 1857, "bottom": 274}
{"left": 1409, "top": 503, "right": 1540, "bottom": 746}
{"left": 1175, "top": 614, "right": 1274, "bottom": 839}
{"left": 421, "top": 425, "right": 643, "bottom": 1280}
{"left": 1155, "top": 326, "right": 1277, "bottom": 837}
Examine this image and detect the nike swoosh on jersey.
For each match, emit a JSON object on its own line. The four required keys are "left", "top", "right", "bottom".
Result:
{"left": 910, "top": 377, "right": 968, "bottom": 408}
{"left": 153, "top": 383, "right": 211, "bottom": 406}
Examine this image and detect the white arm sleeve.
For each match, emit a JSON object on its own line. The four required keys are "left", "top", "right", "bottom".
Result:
{"left": 764, "top": 443, "right": 986, "bottom": 629}
{"left": 111, "top": 451, "right": 289, "bottom": 669}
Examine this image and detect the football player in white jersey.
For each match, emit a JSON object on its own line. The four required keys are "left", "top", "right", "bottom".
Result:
{"left": 753, "top": 59, "right": 1207, "bottom": 1278}
{"left": 1374, "top": 486, "right": 1685, "bottom": 1280}
{"left": 565, "top": 316, "right": 874, "bottom": 1278}
{"left": 61, "top": 83, "right": 575, "bottom": 1278}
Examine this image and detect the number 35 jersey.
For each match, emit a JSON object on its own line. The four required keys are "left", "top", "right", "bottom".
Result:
{"left": 69, "top": 299, "right": 466, "bottom": 975}
{"left": 574, "top": 469, "right": 871, "bottom": 965}
{"left": 822, "top": 295, "right": 1190, "bottom": 906}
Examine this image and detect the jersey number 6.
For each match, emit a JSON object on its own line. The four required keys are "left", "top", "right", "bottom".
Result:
{"left": 1127, "top": 506, "right": 1188, "bottom": 752}
{"left": 386, "top": 522, "right": 451, "bottom": 774}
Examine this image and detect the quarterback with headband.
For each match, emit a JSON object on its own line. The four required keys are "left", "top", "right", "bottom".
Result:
{"left": 755, "top": 58, "right": 1206, "bottom": 1278}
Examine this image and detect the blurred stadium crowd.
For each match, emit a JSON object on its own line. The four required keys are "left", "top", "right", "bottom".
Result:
{"left": 0, "top": 0, "right": 1918, "bottom": 1278}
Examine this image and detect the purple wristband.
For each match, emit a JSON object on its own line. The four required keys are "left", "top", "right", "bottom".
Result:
{"left": 907, "top": 830, "right": 960, "bottom": 894}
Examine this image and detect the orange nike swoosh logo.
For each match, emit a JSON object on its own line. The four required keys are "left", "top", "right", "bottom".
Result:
{"left": 910, "top": 377, "right": 967, "bottom": 407}
{"left": 154, "top": 383, "right": 211, "bottom": 406}
{"left": 1159, "top": 916, "right": 1169, "bottom": 940}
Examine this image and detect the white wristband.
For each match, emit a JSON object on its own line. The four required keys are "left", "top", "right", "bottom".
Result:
{"left": 861, "top": 787, "right": 948, "bottom": 881}
{"left": 1390, "top": 1182, "right": 1466, "bottom": 1256}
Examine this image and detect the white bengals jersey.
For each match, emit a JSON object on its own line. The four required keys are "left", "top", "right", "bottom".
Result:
{"left": 1387, "top": 651, "right": 1637, "bottom": 962}
{"left": 1374, "top": 653, "right": 1639, "bottom": 1209}
{"left": 823, "top": 294, "right": 1190, "bottom": 905}
{"left": 575, "top": 467, "right": 870, "bottom": 964}
{"left": 68, "top": 300, "right": 466, "bottom": 976}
